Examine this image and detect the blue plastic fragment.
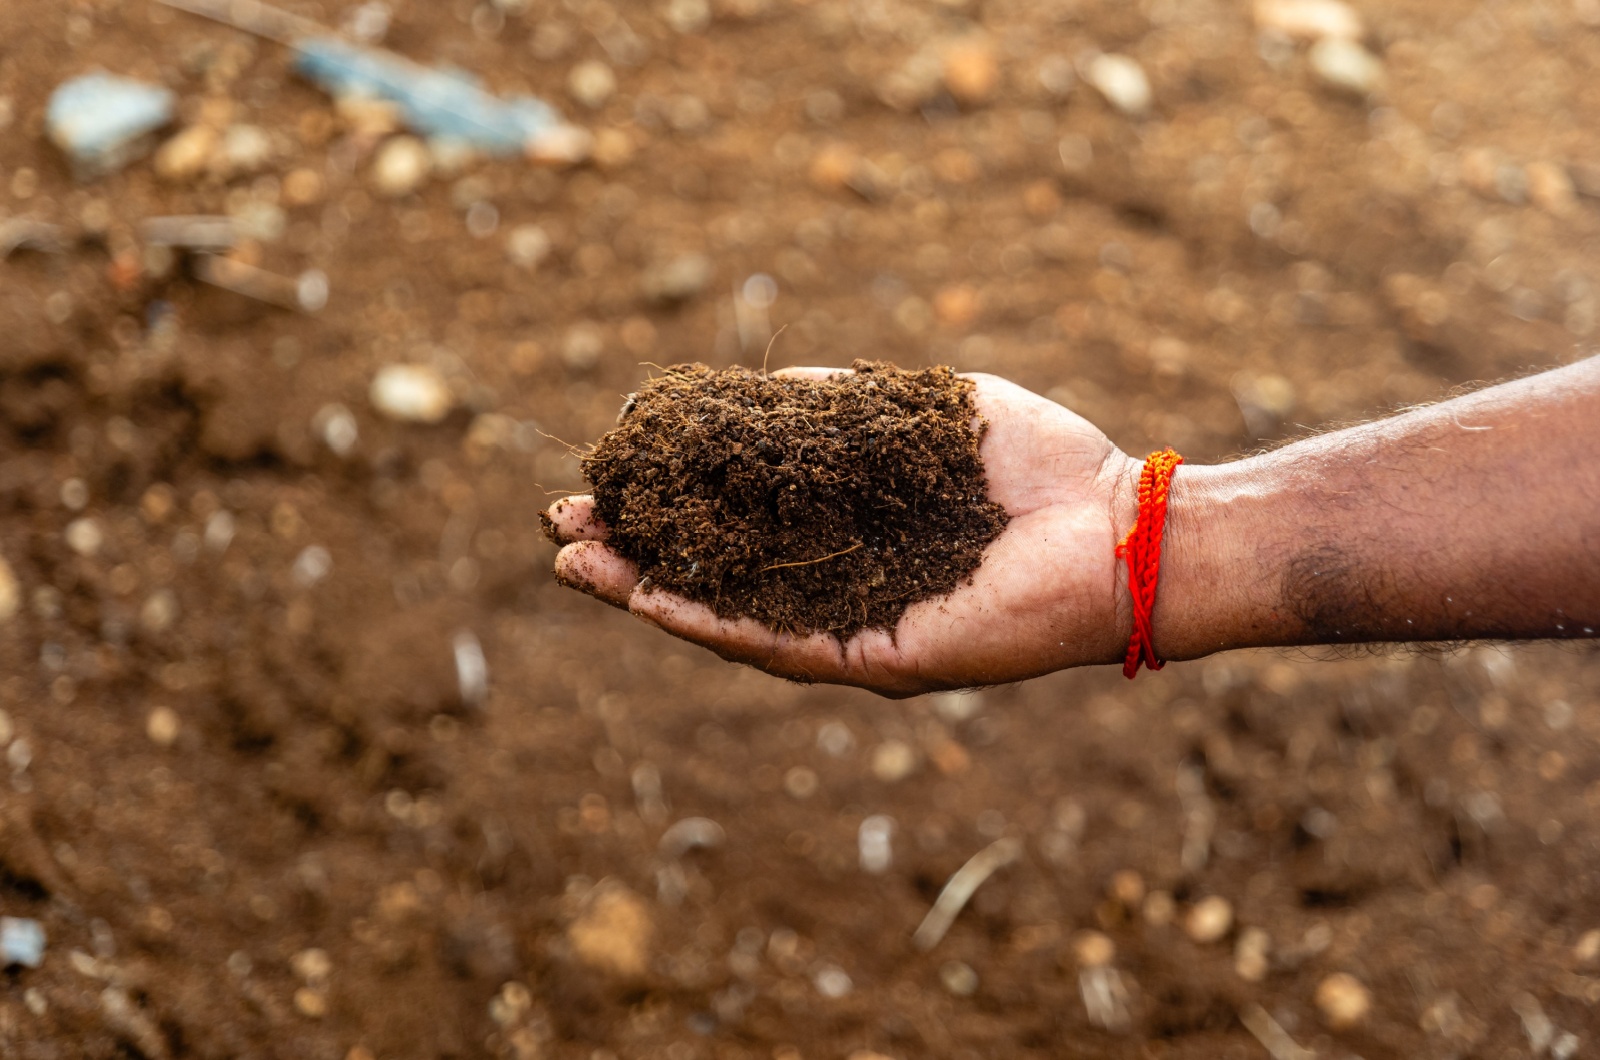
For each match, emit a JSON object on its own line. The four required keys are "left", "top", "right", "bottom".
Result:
{"left": 45, "top": 72, "right": 175, "bottom": 178}
{"left": 293, "top": 38, "right": 560, "bottom": 155}
{"left": 0, "top": 917, "right": 46, "bottom": 969}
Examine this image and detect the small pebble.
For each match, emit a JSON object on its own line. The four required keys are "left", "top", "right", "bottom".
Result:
{"left": 369, "top": 364, "right": 454, "bottom": 424}
{"left": 292, "top": 546, "right": 333, "bottom": 587}
{"left": 1315, "top": 971, "right": 1372, "bottom": 1029}
{"left": 1253, "top": 0, "right": 1363, "bottom": 40}
{"left": 1086, "top": 54, "right": 1152, "bottom": 116}
{"left": 146, "top": 707, "right": 180, "bottom": 747}
{"left": 870, "top": 740, "right": 916, "bottom": 782}
{"left": 942, "top": 38, "right": 999, "bottom": 106}
{"left": 813, "top": 964, "right": 853, "bottom": 998}
{"left": 291, "top": 947, "right": 332, "bottom": 984}
{"left": 1184, "top": 896, "right": 1233, "bottom": 944}
{"left": 569, "top": 884, "right": 654, "bottom": 979}
{"left": 858, "top": 815, "right": 894, "bottom": 874}
{"left": 1072, "top": 930, "right": 1115, "bottom": 968}
{"left": 60, "top": 478, "right": 88, "bottom": 510}
{"left": 371, "top": 136, "right": 432, "bottom": 198}
{"left": 65, "top": 517, "right": 104, "bottom": 557}
{"left": 641, "top": 253, "right": 713, "bottom": 304}
{"left": 939, "top": 959, "right": 979, "bottom": 996}
{"left": 213, "top": 124, "right": 273, "bottom": 178}
{"left": 293, "top": 987, "right": 328, "bottom": 1018}
{"left": 0, "top": 555, "right": 19, "bottom": 621}
{"left": 313, "top": 403, "right": 359, "bottom": 456}
{"left": 1108, "top": 870, "right": 1145, "bottom": 909}
{"left": 1234, "top": 927, "right": 1270, "bottom": 982}
{"left": 507, "top": 224, "right": 552, "bottom": 269}
{"left": 140, "top": 589, "right": 178, "bottom": 633}
{"left": 1309, "top": 38, "right": 1384, "bottom": 96}
{"left": 154, "top": 125, "right": 217, "bottom": 182}
{"left": 568, "top": 60, "right": 617, "bottom": 110}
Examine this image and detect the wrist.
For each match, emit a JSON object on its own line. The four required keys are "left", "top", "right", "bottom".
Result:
{"left": 1147, "top": 456, "right": 1287, "bottom": 661}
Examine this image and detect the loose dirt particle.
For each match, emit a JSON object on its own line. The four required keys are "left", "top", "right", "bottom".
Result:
{"left": 870, "top": 740, "right": 917, "bottom": 782}
{"left": 567, "top": 883, "right": 654, "bottom": 979}
{"left": 1235, "top": 927, "right": 1271, "bottom": 982}
{"left": 145, "top": 707, "right": 180, "bottom": 747}
{"left": 1108, "top": 869, "right": 1145, "bottom": 909}
{"left": 1314, "top": 971, "right": 1372, "bottom": 1029}
{"left": 1185, "top": 896, "right": 1234, "bottom": 943}
{"left": 1072, "top": 931, "right": 1115, "bottom": 968}
{"left": 580, "top": 362, "right": 1008, "bottom": 636}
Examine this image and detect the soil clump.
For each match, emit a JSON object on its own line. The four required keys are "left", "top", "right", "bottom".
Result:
{"left": 580, "top": 361, "right": 1008, "bottom": 635}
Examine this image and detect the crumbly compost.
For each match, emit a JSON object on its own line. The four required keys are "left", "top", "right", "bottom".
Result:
{"left": 580, "top": 361, "right": 1009, "bottom": 635}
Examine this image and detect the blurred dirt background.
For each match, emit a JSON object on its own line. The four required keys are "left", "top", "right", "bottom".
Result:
{"left": 2, "top": 0, "right": 1600, "bottom": 1056}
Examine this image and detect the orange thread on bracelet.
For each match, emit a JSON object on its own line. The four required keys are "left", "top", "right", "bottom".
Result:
{"left": 1115, "top": 448, "right": 1183, "bottom": 679}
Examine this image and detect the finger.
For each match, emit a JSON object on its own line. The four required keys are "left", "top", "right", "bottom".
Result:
{"left": 554, "top": 541, "right": 638, "bottom": 607}
{"left": 771, "top": 366, "right": 855, "bottom": 382}
{"left": 628, "top": 589, "right": 853, "bottom": 682}
{"left": 543, "top": 494, "right": 607, "bottom": 544}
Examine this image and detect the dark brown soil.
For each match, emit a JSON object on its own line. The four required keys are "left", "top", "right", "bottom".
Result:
{"left": 580, "top": 361, "right": 1007, "bottom": 635}
{"left": 3, "top": 0, "right": 1600, "bottom": 1057}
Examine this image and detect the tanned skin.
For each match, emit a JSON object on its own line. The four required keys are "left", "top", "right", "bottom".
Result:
{"left": 545, "top": 357, "right": 1600, "bottom": 698}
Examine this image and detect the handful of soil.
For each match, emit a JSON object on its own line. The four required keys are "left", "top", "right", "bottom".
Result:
{"left": 580, "top": 360, "right": 1008, "bottom": 636}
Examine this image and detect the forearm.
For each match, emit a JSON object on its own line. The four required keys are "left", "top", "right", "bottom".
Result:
{"left": 1155, "top": 357, "right": 1600, "bottom": 659}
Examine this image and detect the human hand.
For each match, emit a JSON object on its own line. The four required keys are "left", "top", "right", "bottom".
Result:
{"left": 545, "top": 368, "right": 1141, "bottom": 697}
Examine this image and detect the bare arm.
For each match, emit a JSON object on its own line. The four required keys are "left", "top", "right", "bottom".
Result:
{"left": 1157, "top": 356, "right": 1600, "bottom": 659}
{"left": 547, "top": 358, "right": 1600, "bottom": 696}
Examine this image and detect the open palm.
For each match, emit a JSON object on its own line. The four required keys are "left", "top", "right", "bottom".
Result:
{"left": 546, "top": 368, "right": 1138, "bottom": 697}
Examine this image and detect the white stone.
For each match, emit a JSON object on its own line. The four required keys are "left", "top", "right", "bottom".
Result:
{"left": 1309, "top": 38, "right": 1384, "bottom": 96}
{"left": 65, "top": 518, "right": 103, "bottom": 556}
{"left": 369, "top": 364, "right": 454, "bottom": 423}
{"left": 371, "top": 136, "right": 431, "bottom": 198}
{"left": 568, "top": 60, "right": 617, "bottom": 110}
{"left": 507, "top": 224, "right": 552, "bottom": 269}
{"left": 1253, "top": 0, "right": 1363, "bottom": 40}
{"left": 313, "top": 403, "right": 359, "bottom": 455}
{"left": 213, "top": 124, "right": 273, "bottom": 178}
{"left": 1087, "top": 54, "right": 1152, "bottom": 116}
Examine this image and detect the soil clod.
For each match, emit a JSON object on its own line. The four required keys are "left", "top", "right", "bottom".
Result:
{"left": 579, "top": 361, "right": 1008, "bottom": 636}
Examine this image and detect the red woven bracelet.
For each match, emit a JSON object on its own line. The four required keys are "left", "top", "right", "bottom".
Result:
{"left": 1115, "top": 448, "right": 1183, "bottom": 679}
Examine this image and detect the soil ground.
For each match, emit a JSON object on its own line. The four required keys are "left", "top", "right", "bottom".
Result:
{"left": 1, "top": 0, "right": 1599, "bottom": 1057}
